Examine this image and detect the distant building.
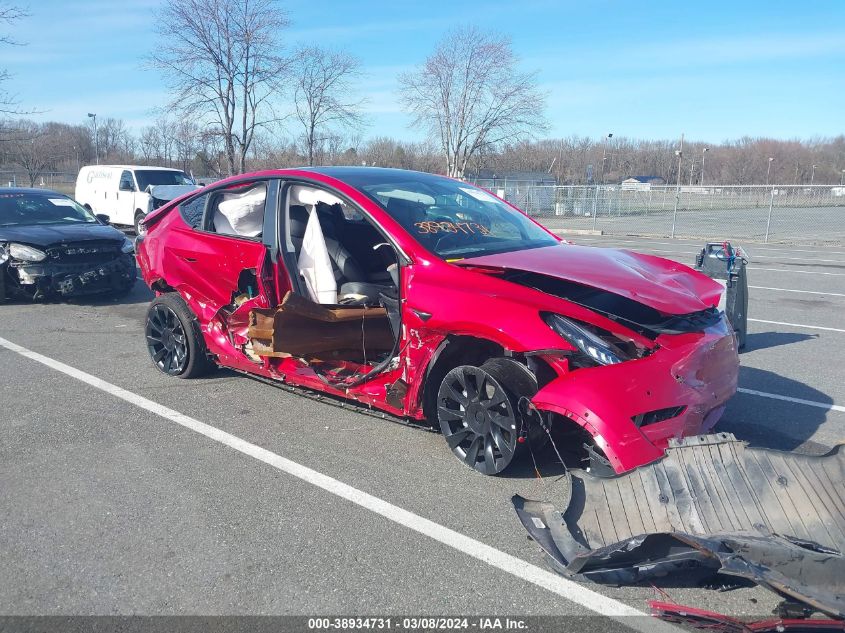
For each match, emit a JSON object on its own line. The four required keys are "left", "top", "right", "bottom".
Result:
{"left": 621, "top": 175, "right": 666, "bottom": 191}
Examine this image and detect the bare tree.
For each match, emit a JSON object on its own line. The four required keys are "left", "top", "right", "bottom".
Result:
{"left": 6, "top": 121, "right": 62, "bottom": 186}
{"left": 150, "top": 0, "right": 290, "bottom": 175}
{"left": 399, "top": 26, "right": 547, "bottom": 178}
{"left": 292, "top": 46, "right": 365, "bottom": 166}
{"left": 0, "top": 3, "right": 28, "bottom": 115}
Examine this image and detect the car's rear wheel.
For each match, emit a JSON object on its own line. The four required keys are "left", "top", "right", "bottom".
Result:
{"left": 436, "top": 363, "right": 522, "bottom": 475}
{"left": 145, "top": 293, "right": 213, "bottom": 378}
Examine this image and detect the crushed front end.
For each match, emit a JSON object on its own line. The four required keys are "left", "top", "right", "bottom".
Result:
{"left": 1, "top": 240, "right": 136, "bottom": 300}
{"left": 530, "top": 312, "right": 739, "bottom": 474}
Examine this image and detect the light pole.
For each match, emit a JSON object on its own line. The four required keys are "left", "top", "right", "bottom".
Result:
{"left": 701, "top": 147, "right": 708, "bottom": 185}
{"left": 672, "top": 133, "right": 684, "bottom": 238}
{"left": 598, "top": 132, "right": 612, "bottom": 184}
{"left": 766, "top": 157, "right": 774, "bottom": 186}
{"left": 592, "top": 133, "right": 612, "bottom": 229}
{"left": 87, "top": 113, "right": 98, "bottom": 165}
{"left": 841, "top": 169, "right": 844, "bottom": 186}
{"left": 810, "top": 164, "right": 817, "bottom": 186}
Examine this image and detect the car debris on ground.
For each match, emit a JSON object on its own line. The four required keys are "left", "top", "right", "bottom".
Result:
{"left": 513, "top": 433, "right": 845, "bottom": 627}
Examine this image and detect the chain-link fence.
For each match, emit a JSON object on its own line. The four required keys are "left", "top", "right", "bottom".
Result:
{"left": 0, "top": 171, "right": 77, "bottom": 195}
{"left": 472, "top": 181, "right": 845, "bottom": 246}
{"left": 3, "top": 172, "right": 843, "bottom": 245}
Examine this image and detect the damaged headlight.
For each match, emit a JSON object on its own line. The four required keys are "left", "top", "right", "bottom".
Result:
{"left": 9, "top": 243, "right": 47, "bottom": 262}
{"left": 120, "top": 237, "right": 135, "bottom": 254}
{"left": 544, "top": 313, "right": 630, "bottom": 366}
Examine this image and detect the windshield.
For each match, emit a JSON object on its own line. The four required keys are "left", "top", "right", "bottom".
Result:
{"left": 356, "top": 174, "right": 558, "bottom": 259}
{"left": 134, "top": 170, "right": 194, "bottom": 190}
{"left": 0, "top": 192, "right": 98, "bottom": 227}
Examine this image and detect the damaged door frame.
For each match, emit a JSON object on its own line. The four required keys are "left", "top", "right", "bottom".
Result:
{"left": 255, "top": 176, "right": 415, "bottom": 387}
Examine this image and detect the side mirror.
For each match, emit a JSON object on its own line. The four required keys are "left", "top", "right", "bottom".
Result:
{"left": 96, "top": 214, "right": 110, "bottom": 224}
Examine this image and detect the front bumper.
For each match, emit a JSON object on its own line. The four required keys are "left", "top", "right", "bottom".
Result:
{"left": 532, "top": 317, "right": 739, "bottom": 473}
{"left": 5, "top": 254, "right": 136, "bottom": 299}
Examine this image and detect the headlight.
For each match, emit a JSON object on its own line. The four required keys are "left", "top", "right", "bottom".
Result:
{"left": 544, "top": 313, "right": 629, "bottom": 366}
{"left": 120, "top": 237, "right": 135, "bottom": 254}
{"left": 0, "top": 243, "right": 8, "bottom": 265}
{"left": 9, "top": 243, "right": 47, "bottom": 262}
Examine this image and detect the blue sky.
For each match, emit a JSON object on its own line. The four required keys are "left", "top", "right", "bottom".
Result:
{"left": 4, "top": 0, "right": 844, "bottom": 143}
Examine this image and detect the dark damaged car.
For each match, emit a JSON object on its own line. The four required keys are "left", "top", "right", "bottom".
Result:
{"left": 0, "top": 189, "right": 136, "bottom": 301}
{"left": 136, "top": 167, "right": 739, "bottom": 476}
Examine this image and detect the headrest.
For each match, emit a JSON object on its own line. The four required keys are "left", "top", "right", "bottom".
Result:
{"left": 386, "top": 196, "right": 424, "bottom": 226}
{"left": 289, "top": 204, "right": 309, "bottom": 238}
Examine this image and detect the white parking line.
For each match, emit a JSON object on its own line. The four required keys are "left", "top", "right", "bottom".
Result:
{"left": 737, "top": 388, "right": 845, "bottom": 413}
{"left": 613, "top": 246, "right": 845, "bottom": 264}
{"left": 0, "top": 335, "right": 671, "bottom": 631}
{"left": 748, "top": 318, "right": 845, "bottom": 333}
{"left": 572, "top": 237, "right": 845, "bottom": 256}
{"left": 748, "top": 267, "right": 845, "bottom": 277}
{"left": 749, "top": 285, "right": 845, "bottom": 297}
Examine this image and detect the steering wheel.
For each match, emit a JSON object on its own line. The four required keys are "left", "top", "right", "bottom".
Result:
{"left": 434, "top": 230, "right": 470, "bottom": 252}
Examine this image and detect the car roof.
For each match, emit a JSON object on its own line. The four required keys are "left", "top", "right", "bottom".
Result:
{"left": 81, "top": 165, "right": 186, "bottom": 171}
{"left": 0, "top": 187, "right": 63, "bottom": 195}
{"left": 299, "top": 166, "right": 447, "bottom": 184}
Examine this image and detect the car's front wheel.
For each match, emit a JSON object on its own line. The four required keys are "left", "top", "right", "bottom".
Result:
{"left": 436, "top": 363, "right": 524, "bottom": 475}
{"left": 145, "top": 293, "right": 213, "bottom": 378}
{"left": 134, "top": 211, "right": 146, "bottom": 236}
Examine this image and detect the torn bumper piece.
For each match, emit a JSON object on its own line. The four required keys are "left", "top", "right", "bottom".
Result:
{"left": 513, "top": 434, "right": 845, "bottom": 618}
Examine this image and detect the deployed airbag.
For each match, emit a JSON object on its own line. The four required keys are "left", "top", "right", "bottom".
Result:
{"left": 213, "top": 186, "right": 265, "bottom": 237}
{"left": 298, "top": 208, "right": 337, "bottom": 304}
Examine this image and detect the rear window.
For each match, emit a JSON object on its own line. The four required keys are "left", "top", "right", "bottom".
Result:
{"left": 179, "top": 194, "right": 208, "bottom": 229}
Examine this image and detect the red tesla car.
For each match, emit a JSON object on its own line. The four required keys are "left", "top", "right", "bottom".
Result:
{"left": 136, "top": 167, "right": 738, "bottom": 476}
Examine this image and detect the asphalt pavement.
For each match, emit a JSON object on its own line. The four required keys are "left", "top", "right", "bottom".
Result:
{"left": 1, "top": 234, "right": 843, "bottom": 630}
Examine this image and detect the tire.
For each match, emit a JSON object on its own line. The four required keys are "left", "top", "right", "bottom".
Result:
{"left": 436, "top": 363, "right": 525, "bottom": 475}
{"left": 145, "top": 293, "right": 214, "bottom": 378}
{"left": 134, "top": 210, "right": 146, "bottom": 236}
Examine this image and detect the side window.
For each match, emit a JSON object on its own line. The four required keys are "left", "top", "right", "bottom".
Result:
{"left": 179, "top": 193, "right": 209, "bottom": 229}
{"left": 119, "top": 170, "right": 134, "bottom": 192}
{"left": 206, "top": 182, "right": 267, "bottom": 239}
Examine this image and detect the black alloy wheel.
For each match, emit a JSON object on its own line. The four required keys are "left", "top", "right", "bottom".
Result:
{"left": 146, "top": 302, "right": 189, "bottom": 375}
{"left": 437, "top": 365, "right": 521, "bottom": 475}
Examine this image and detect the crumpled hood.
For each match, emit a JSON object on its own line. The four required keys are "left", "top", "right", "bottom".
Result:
{"left": 0, "top": 223, "right": 127, "bottom": 248}
{"left": 461, "top": 244, "right": 722, "bottom": 315}
{"left": 146, "top": 184, "right": 200, "bottom": 201}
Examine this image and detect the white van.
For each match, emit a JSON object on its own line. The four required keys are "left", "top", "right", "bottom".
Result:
{"left": 75, "top": 165, "right": 200, "bottom": 233}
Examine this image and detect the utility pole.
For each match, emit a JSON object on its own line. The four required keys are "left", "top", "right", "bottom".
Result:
{"left": 766, "top": 157, "right": 774, "bottom": 186}
{"left": 811, "top": 164, "right": 817, "bottom": 186}
{"left": 701, "top": 147, "right": 708, "bottom": 185}
{"left": 88, "top": 113, "right": 98, "bottom": 165}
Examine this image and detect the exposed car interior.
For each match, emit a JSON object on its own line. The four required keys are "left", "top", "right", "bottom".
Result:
{"left": 245, "top": 183, "right": 402, "bottom": 383}
{"left": 286, "top": 185, "right": 398, "bottom": 305}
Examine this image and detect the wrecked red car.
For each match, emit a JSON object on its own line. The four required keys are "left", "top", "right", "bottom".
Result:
{"left": 136, "top": 167, "right": 739, "bottom": 475}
